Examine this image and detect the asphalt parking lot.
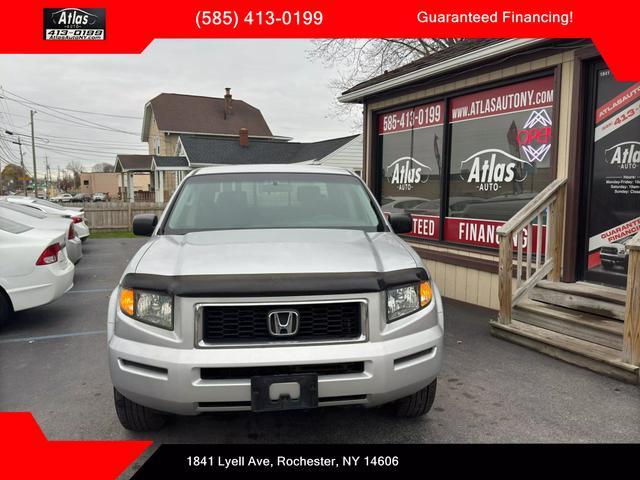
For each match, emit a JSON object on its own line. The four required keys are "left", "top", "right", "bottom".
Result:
{"left": 1, "top": 237, "right": 638, "bottom": 449}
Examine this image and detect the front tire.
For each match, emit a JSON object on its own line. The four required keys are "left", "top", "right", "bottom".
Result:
{"left": 113, "top": 388, "right": 166, "bottom": 431}
{"left": 390, "top": 379, "right": 437, "bottom": 418}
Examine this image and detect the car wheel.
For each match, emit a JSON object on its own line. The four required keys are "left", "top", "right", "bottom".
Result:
{"left": 389, "top": 379, "right": 437, "bottom": 418}
{"left": 601, "top": 260, "right": 614, "bottom": 270}
{"left": 113, "top": 388, "right": 166, "bottom": 431}
{"left": 0, "top": 291, "right": 12, "bottom": 327}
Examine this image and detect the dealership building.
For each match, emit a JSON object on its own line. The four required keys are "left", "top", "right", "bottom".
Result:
{"left": 341, "top": 39, "right": 639, "bottom": 381}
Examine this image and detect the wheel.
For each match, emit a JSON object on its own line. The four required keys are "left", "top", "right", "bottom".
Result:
{"left": 389, "top": 379, "right": 437, "bottom": 418}
{"left": 113, "top": 388, "right": 166, "bottom": 431}
{"left": 0, "top": 291, "right": 12, "bottom": 327}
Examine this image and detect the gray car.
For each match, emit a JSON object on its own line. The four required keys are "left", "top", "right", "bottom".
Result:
{"left": 107, "top": 165, "right": 444, "bottom": 431}
{"left": 0, "top": 202, "right": 82, "bottom": 264}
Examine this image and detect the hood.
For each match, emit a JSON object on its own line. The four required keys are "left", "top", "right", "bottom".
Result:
{"left": 133, "top": 229, "right": 419, "bottom": 276}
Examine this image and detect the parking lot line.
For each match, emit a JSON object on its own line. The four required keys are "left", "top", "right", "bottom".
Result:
{"left": 0, "top": 330, "right": 106, "bottom": 344}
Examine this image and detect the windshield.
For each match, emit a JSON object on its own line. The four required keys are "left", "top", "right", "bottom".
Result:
{"left": 163, "top": 172, "right": 384, "bottom": 234}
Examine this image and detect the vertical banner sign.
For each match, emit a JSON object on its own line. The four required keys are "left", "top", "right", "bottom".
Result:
{"left": 586, "top": 69, "right": 640, "bottom": 282}
{"left": 379, "top": 101, "right": 445, "bottom": 241}
{"left": 445, "top": 76, "right": 555, "bottom": 252}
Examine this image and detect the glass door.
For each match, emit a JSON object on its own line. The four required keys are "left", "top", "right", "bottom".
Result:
{"left": 582, "top": 62, "right": 640, "bottom": 287}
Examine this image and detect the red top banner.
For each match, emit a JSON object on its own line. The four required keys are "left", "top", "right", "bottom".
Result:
{"left": 0, "top": 1, "right": 639, "bottom": 80}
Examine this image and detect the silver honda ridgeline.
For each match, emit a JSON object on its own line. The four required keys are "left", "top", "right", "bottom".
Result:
{"left": 108, "top": 165, "right": 444, "bottom": 431}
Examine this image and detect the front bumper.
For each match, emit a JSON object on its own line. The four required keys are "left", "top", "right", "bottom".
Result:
{"left": 109, "top": 325, "right": 442, "bottom": 415}
{"left": 600, "top": 252, "right": 627, "bottom": 264}
{"left": 108, "top": 290, "right": 444, "bottom": 415}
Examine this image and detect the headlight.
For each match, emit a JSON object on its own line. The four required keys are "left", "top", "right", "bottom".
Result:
{"left": 119, "top": 288, "right": 173, "bottom": 330}
{"left": 386, "top": 280, "right": 432, "bottom": 322}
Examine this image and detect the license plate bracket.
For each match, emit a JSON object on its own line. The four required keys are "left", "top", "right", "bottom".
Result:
{"left": 251, "top": 374, "right": 318, "bottom": 412}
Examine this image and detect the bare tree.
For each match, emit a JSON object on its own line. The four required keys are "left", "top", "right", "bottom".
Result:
{"left": 92, "top": 162, "right": 115, "bottom": 173}
{"left": 66, "top": 161, "right": 83, "bottom": 190}
{"left": 308, "top": 39, "right": 461, "bottom": 126}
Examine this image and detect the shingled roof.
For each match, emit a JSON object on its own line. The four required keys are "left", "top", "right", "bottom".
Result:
{"left": 178, "top": 135, "right": 358, "bottom": 166}
{"left": 152, "top": 156, "right": 189, "bottom": 168}
{"left": 115, "top": 154, "right": 153, "bottom": 172}
{"left": 339, "top": 39, "right": 589, "bottom": 102}
{"left": 142, "top": 92, "right": 274, "bottom": 141}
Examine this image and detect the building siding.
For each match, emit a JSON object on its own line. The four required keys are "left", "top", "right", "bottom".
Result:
{"left": 147, "top": 113, "right": 180, "bottom": 156}
{"left": 317, "top": 135, "right": 363, "bottom": 172}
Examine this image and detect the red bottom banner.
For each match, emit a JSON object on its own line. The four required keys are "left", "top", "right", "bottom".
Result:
{"left": 444, "top": 217, "right": 546, "bottom": 253}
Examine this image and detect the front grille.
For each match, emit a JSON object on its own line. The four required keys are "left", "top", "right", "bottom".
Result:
{"left": 201, "top": 362, "right": 365, "bottom": 380}
{"left": 200, "top": 302, "right": 362, "bottom": 344}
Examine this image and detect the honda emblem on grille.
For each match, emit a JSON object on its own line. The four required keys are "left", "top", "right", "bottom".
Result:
{"left": 267, "top": 310, "right": 300, "bottom": 337}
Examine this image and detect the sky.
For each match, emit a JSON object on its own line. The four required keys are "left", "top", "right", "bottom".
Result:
{"left": 0, "top": 39, "right": 360, "bottom": 177}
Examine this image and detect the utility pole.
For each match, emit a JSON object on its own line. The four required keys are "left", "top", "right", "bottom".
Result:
{"left": 30, "top": 110, "right": 37, "bottom": 198}
{"left": 57, "top": 166, "right": 61, "bottom": 191}
{"left": 44, "top": 155, "right": 49, "bottom": 199}
{"left": 17, "top": 138, "right": 27, "bottom": 196}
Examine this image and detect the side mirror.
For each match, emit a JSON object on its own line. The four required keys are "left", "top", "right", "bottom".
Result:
{"left": 132, "top": 214, "right": 158, "bottom": 236}
{"left": 388, "top": 213, "right": 413, "bottom": 234}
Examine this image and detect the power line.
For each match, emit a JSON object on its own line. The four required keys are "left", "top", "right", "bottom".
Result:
{"left": 1, "top": 125, "right": 143, "bottom": 148}
{"left": 2, "top": 94, "right": 139, "bottom": 136}
{"left": 1, "top": 88, "right": 142, "bottom": 120}
{"left": 0, "top": 135, "right": 125, "bottom": 156}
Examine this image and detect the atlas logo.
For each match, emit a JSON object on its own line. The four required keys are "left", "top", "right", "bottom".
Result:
{"left": 50, "top": 8, "right": 98, "bottom": 27}
{"left": 460, "top": 149, "right": 529, "bottom": 192}
{"left": 44, "top": 8, "right": 105, "bottom": 40}
{"left": 386, "top": 157, "right": 431, "bottom": 191}
{"left": 605, "top": 141, "right": 640, "bottom": 170}
{"left": 517, "top": 109, "right": 553, "bottom": 163}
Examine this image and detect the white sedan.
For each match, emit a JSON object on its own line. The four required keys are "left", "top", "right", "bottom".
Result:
{"left": 1, "top": 196, "right": 90, "bottom": 241}
{"left": 52, "top": 193, "right": 74, "bottom": 203}
{"left": 0, "top": 202, "right": 83, "bottom": 264}
{"left": 0, "top": 216, "right": 74, "bottom": 325}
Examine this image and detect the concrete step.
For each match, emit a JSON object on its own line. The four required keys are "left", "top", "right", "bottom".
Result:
{"left": 529, "top": 280, "right": 626, "bottom": 321}
{"left": 490, "top": 319, "right": 639, "bottom": 384}
{"left": 513, "top": 299, "right": 624, "bottom": 350}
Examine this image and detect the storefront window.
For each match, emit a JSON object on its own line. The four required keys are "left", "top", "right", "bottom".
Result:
{"left": 377, "top": 75, "right": 556, "bottom": 251}
{"left": 445, "top": 76, "right": 555, "bottom": 248}
{"left": 379, "top": 101, "right": 445, "bottom": 240}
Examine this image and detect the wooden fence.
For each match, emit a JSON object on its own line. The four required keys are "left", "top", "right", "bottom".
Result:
{"left": 68, "top": 202, "right": 166, "bottom": 231}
